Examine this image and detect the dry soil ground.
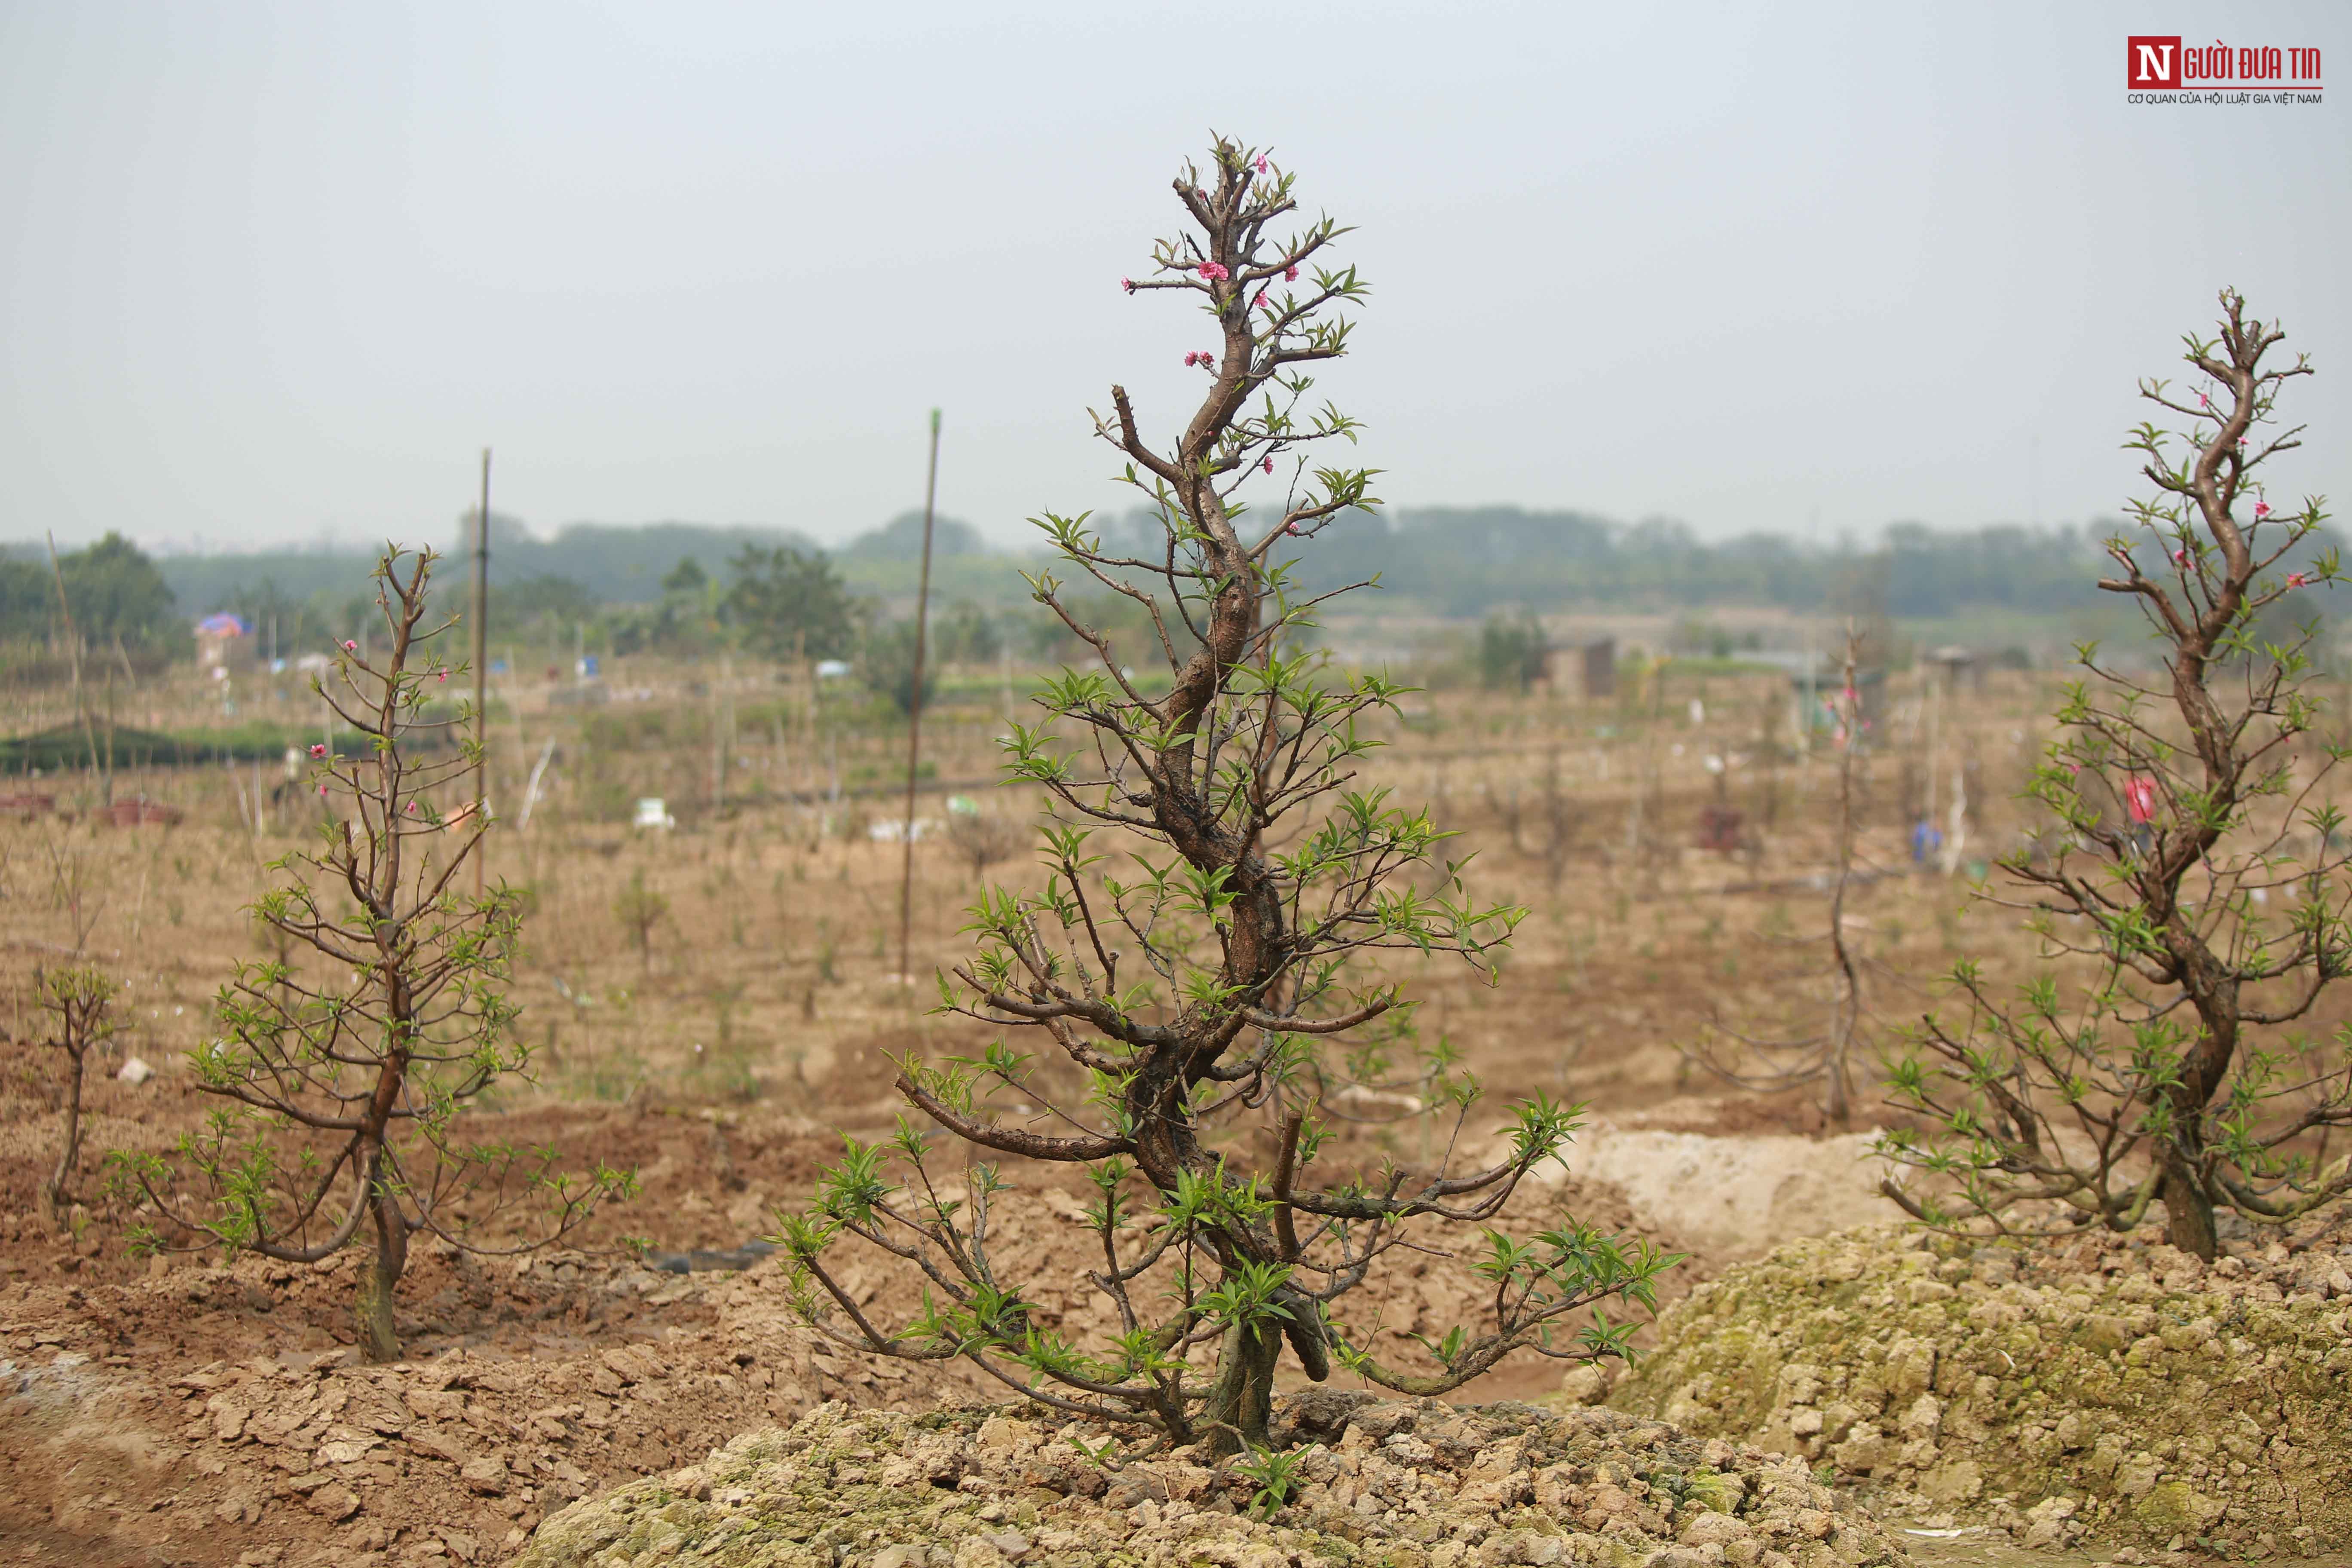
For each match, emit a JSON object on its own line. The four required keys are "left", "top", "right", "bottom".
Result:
{"left": 6, "top": 668, "right": 2348, "bottom": 1566}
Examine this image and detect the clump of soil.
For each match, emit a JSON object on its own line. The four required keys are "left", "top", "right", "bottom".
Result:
{"left": 0, "top": 1166, "right": 1694, "bottom": 1567}
{"left": 0, "top": 1245, "right": 988, "bottom": 1567}
{"left": 518, "top": 1395, "right": 1911, "bottom": 1568}
{"left": 1606, "top": 1222, "right": 2352, "bottom": 1559}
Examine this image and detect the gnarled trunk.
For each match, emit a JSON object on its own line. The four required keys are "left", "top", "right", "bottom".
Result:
{"left": 2158, "top": 985, "right": 2237, "bottom": 1262}
{"left": 1202, "top": 1320, "right": 1283, "bottom": 1457}
{"left": 2159, "top": 1140, "right": 2219, "bottom": 1261}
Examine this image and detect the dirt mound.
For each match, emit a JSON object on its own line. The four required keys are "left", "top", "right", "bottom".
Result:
{"left": 0, "top": 1245, "right": 990, "bottom": 1566}
{"left": 0, "top": 1172, "right": 1694, "bottom": 1567}
{"left": 518, "top": 1396, "right": 1911, "bottom": 1568}
{"left": 1605, "top": 1223, "right": 2352, "bottom": 1559}
{"left": 1537, "top": 1124, "right": 1886, "bottom": 1263}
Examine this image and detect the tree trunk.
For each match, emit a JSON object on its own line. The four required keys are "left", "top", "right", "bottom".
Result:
{"left": 355, "top": 1179, "right": 409, "bottom": 1363}
{"left": 2160, "top": 985, "right": 2235, "bottom": 1263}
{"left": 41, "top": 1047, "right": 86, "bottom": 1232}
{"left": 1822, "top": 1037, "right": 1851, "bottom": 1128}
{"left": 1203, "top": 1320, "right": 1282, "bottom": 1456}
{"left": 2159, "top": 1143, "right": 2218, "bottom": 1261}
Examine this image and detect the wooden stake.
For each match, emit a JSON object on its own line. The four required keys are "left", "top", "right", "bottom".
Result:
{"left": 1822, "top": 623, "right": 1865, "bottom": 1126}
{"left": 897, "top": 409, "right": 942, "bottom": 989}
{"left": 472, "top": 449, "right": 491, "bottom": 897}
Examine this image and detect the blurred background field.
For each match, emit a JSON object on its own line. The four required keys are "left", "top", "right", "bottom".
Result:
{"left": 8, "top": 518, "right": 2352, "bottom": 1565}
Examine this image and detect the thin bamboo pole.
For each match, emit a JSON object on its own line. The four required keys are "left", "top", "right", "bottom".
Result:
{"left": 472, "top": 449, "right": 491, "bottom": 896}
{"left": 897, "top": 409, "right": 943, "bottom": 988}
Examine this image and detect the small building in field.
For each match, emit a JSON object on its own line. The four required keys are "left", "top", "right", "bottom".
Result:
{"left": 1534, "top": 637, "right": 1618, "bottom": 700}
{"left": 194, "top": 612, "right": 251, "bottom": 673}
{"left": 1924, "top": 645, "right": 1982, "bottom": 692}
{"left": 1788, "top": 666, "right": 1889, "bottom": 732}
{"left": 1580, "top": 637, "right": 1617, "bottom": 700}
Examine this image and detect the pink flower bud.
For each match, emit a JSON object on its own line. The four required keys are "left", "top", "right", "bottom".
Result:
{"left": 1183, "top": 352, "right": 1199, "bottom": 367}
{"left": 318, "top": 784, "right": 328, "bottom": 797}
{"left": 1198, "top": 262, "right": 1229, "bottom": 282}
{"left": 2171, "top": 548, "right": 2188, "bottom": 566}
{"left": 1284, "top": 265, "right": 1298, "bottom": 282}
{"left": 1253, "top": 155, "right": 1268, "bottom": 175}
{"left": 1121, "top": 277, "right": 1134, "bottom": 294}
{"left": 1263, "top": 457, "right": 1274, "bottom": 475}
{"left": 343, "top": 640, "right": 357, "bottom": 652}
{"left": 2288, "top": 572, "right": 2309, "bottom": 589}
{"left": 309, "top": 743, "right": 327, "bottom": 758}
{"left": 2254, "top": 500, "right": 2272, "bottom": 519}
{"left": 405, "top": 801, "right": 417, "bottom": 813}
{"left": 437, "top": 670, "right": 447, "bottom": 682}
{"left": 1253, "top": 289, "right": 1268, "bottom": 309}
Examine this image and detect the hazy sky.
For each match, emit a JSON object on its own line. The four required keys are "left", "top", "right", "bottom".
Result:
{"left": 3, "top": 3, "right": 2344, "bottom": 554}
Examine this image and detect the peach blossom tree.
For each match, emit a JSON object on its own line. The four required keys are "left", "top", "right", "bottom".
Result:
{"left": 114, "top": 548, "right": 634, "bottom": 1360}
{"left": 777, "top": 138, "right": 1674, "bottom": 1452}
{"left": 1879, "top": 291, "right": 2352, "bottom": 1259}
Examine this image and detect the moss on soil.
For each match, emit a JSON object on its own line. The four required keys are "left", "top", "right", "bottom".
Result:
{"left": 1607, "top": 1225, "right": 2352, "bottom": 1556}
{"left": 517, "top": 1395, "right": 1910, "bottom": 1568}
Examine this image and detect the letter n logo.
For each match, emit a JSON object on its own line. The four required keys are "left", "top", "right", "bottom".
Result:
{"left": 2128, "top": 35, "right": 2181, "bottom": 87}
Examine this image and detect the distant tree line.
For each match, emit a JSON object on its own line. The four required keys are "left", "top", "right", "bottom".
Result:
{"left": 135, "top": 515, "right": 834, "bottom": 616}
{"left": 12, "top": 509, "right": 2331, "bottom": 677}
{"left": 1274, "top": 506, "right": 2136, "bottom": 618}
{"left": 129, "top": 509, "right": 995, "bottom": 621}
{"left": 0, "top": 533, "right": 179, "bottom": 655}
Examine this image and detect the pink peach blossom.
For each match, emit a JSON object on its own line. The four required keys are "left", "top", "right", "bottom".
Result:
{"left": 1263, "top": 457, "right": 1274, "bottom": 475}
{"left": 343, "top": 640, "right": 357, "bottom": 652}
{"left": 437, "top": 670, "right": 447, "bottom": 682}
{"left": 2288, "top": 571, "right": 2310, "bottom": 589}
{"left": 1184, "top": 352, "right": 1201, "bottom": 367}
{"left": 1198, "top": 262, "right": 1229, "bottom": 282}
{"left": 1253, "top": 289, "right": 1268, "bottom": 309}
{"left": 2254, "top": 500, "right": 2272, "bottom": 519}
{"left": 2172, "top": 548, "right": 2189, "bottom": 566}
{"left": 1253, "top": 155, "right": 1268, "bottom": 175}
{"left": 1121, "top": 277, "right": 1134, "bottom": 293}
{"left": 309, "top": 743, "right": 328, "bottom": 758}
{"left": 1284, "top": 265, "right": 1298, "bottom": 282}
